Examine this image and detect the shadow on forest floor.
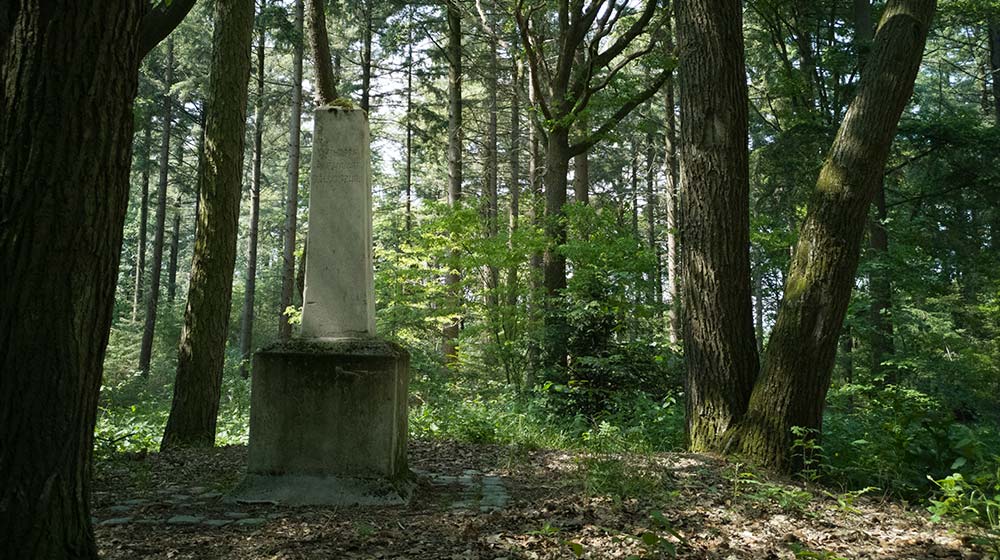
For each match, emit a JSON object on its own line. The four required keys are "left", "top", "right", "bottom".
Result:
{"left": 92, "top": 439, "right": 980, "bottom": 559}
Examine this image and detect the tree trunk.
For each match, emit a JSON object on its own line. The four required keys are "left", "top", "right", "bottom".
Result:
{"left": 508, "top": 57, "right": 522, "bottom": 313}
{"left": 645, "top": 130, "right": 661, "bottom": 308}
{"left": 139, "top": 37, "right": 175, "bottom": 374}
{"left": 631, "top": 138, "right": 640, "bottom": 239}
{"left": 677, "top": 0, "right": 760, "bottom": 452}
{"left": 306, "top": 0, "right": 337, "bottom": 104}
{"left": 240, "top": 2, "right": 266, "bottom": 379}
{"left": 279, "top": 0, "right": 303, "bottom": 340}
{"left": 0, "top": 1, "right": 145, "bottom": 556}
{"left": 736, "top": 0, "right": 936, "bottom": 470}
{"left": 528, "top": 69, "right": 543, "bottom": 287}
{"left": 989, "top": 18, "right": 1000, "bottom": 251}
{"left": 296, "top": 238, "right": 306, "bottom": 304}
{"left": 405, "top": 12, "right": 414, "bottom": 234}
{"left": 442, "top": 0, "right": 463, "bottom": 361}
{"left": 161, "top": 0, "right": 253, "bottom": 449}
{"left": 133, "top": 120, "right": 153, "bottom": 322}
{"left": 166, "top": 194, "right": 181, "bottom": 302}
{"left": 542, "top": 128, "right": 571, "bottom": 369}
{"left": 991, "top": 18, "right": 1000, "bottom": 123}
{"left": 663, "top": 18, "right": 681, "bottom": 344}
{"left": 166, "top": 135, "right": 184, "bottom": 303}
{"left": 360, "top": 6, "right": 372, "bottom": 112}
{"left": 485, "top": 17, "right": 500, "bottom": 309}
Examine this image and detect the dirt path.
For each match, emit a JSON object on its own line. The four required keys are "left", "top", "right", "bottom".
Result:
{"left": 92, "top": 439, "right": 979, "bottom": 559}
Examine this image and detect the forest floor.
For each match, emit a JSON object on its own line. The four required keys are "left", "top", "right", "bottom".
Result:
{"left": 92, "top": 439, "right": 984, "bottom": 559}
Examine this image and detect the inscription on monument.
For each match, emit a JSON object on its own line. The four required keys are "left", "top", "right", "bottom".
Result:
{"left": 300, "top": 108, "right": 376, "bottom": 338}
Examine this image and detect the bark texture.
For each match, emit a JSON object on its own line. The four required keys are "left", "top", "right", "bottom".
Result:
{"left": 0, "top": 1, "right": 145, "bottom": 557}
{"left": 736, "top": 0, "right": 936, "bottom": 470}
{"left": 306, "top": 0, "right": 337, "bottom": 104}
{"left": 162, "top": 0, "right": 254, "bottom": 449}
{"left": 676, "top": 0, "right": 760, "bottom": 452}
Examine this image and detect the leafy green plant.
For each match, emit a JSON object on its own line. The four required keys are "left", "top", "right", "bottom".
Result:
{"left": 928, "top": 467, "right": 1000, "bottom": 557}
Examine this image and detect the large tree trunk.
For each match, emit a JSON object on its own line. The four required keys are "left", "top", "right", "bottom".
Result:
{"left": 736, "top": 0, "right": 936, "bottom": 470}
{"left": 676, "top": 0, "right": 760, "bottom": 452}
{"left": 442, "top": 0, "right": 463, "bottom": 361}
{"left": 0, "top": 1, "right": 145, "bottom": 556}
{"left": 279, "top": 0, "right": 304, "bottom": 340}
{"left": 161, "top": 0, "right": 253, "bottom": 449}
{"left": 139, "top": 37, "right": 175, "bottom": 374}
{"left": 133, "top": 120, "right": 153, "bottom": 322}
{"left": 240, "top": 2, "right": 266, "bottom": 379}
{"left": 541, "top": 128, "right": 570, "bottom": 369}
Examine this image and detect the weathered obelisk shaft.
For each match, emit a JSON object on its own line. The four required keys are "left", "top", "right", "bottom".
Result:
{"left": 301, "top": 107, "right": 376, "bottom": 338}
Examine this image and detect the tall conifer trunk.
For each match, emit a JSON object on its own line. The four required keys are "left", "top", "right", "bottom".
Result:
{"left": 442, "top": 0, "right": 463, "bottom": 361}
{"left": 240, "top": 0, "right": 267, "bottom": 379}
{"left": 162, "top": 0, "right": 254, "bottom": 449}
{"left": 139, "top": 37, "right": 175, "bottom": 374}
{"left": 133, "top": 120, "right": 153, "bottom": 322}
{"left": 166, "top": 138, "right": 184, "bottom": 303}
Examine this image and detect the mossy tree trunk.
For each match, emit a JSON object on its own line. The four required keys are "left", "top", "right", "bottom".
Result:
{"left": 734, "top": 0, "right": 936, "bottom": 470}
{"left": 162, "top": 0, "right": 254, "bottom": 450}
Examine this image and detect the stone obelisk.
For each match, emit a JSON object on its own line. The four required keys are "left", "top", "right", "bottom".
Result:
{"left": 235, "top": 107, "right": 411, "bottom": 506}
{"left": 300, "top": 108, "right": 375, "bottom": 338}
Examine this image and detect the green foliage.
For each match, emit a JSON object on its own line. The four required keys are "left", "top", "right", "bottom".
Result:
{"left": 823, "top": 385, "right": 1000, "bottom": 497}
{"left": 541, "top": 203, "right": 680, "bottom": 417}
{"left": 928, "top": 465, "right": 1000, "bottom": 557}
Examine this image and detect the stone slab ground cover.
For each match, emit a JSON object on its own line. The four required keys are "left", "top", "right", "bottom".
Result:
{"left": 92, "top": 439, "right": 981, "bottom": 559}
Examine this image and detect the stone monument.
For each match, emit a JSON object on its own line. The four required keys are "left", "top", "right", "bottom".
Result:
{"left": 234, "top": 107, "right": 411, "bottom": 506}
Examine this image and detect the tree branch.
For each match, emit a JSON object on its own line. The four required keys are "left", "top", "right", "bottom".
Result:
{"left": 569, "top": 68, "right": 667, "bottom": 156}
{"left": 138, "top": 0, "right": 198, "bottom": 60}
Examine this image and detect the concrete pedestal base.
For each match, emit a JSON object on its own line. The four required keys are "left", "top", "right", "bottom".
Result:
{"left": 233, "top": 337, "right": 411, "bottom": 506}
